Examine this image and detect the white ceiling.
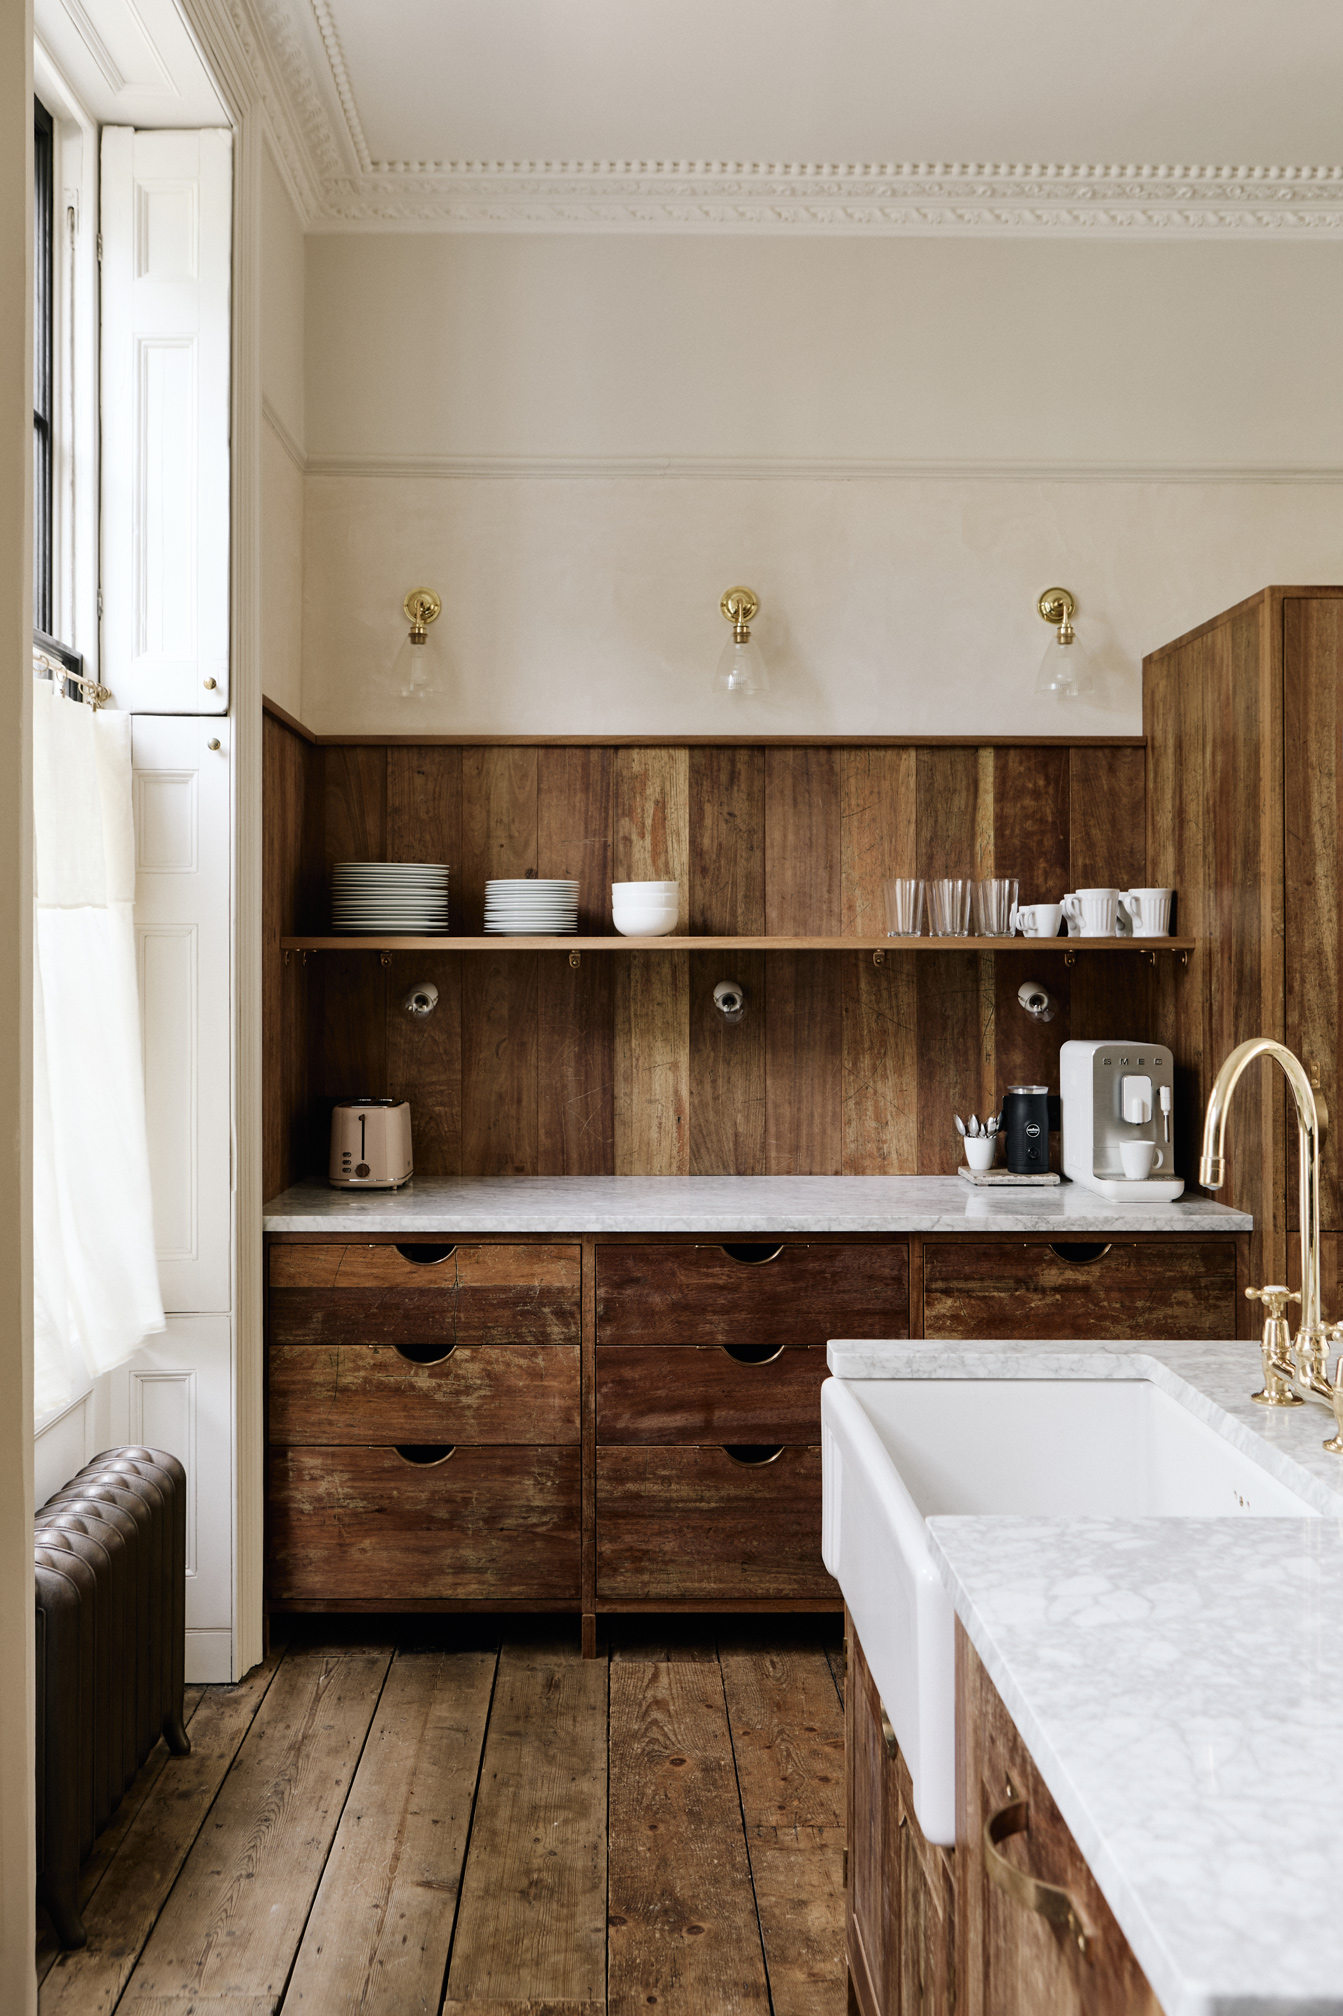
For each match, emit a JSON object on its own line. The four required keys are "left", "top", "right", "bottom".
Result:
{"left": 323, "top": 0, "right": 1343, "bottom": 170}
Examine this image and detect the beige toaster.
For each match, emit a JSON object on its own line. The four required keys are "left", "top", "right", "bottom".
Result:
{"left": 329, "top": 1099, "right": 413, "bottom": 1188}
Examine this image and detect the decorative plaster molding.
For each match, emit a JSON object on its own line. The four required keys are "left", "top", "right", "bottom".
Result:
{"left": 223, "top": 0, "right": 1343, "bottom": 236}
{"left": 301, "top": 449, "right": 1343, "bottom": 484}
{"left": 308, "top": 160, "right": 1343, "bottom": 236}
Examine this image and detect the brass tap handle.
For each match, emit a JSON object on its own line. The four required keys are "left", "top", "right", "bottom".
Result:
{"left": 1245, "top": 1287, "right": 1304, "bottom": 1408}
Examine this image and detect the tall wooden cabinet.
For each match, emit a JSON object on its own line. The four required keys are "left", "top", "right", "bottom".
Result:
{"left": 1145, "top": 585, "right": 1343, "bottom": 1296}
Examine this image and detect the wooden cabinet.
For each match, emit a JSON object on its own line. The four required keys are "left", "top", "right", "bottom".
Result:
{"left": 956, "top": 1623, "right": 1162, "bottom": 2015}
{"left": 595, "top": 1238, "right": 910, "bottom": 1344}
{"left": 846, "top": 1619, "right": 955, "bottom": 2016}
{"left": 846, "top": 1615, "right": 1162, "bottom": 2016}
{"left": 922, "top": 1237, "right": 1239, "bottom": 1341}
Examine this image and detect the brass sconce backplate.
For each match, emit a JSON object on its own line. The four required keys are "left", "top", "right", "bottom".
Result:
{"left": 720, "top": 586, "right": 760, "bottom": 633}
{"left": 1037, "top": 587, "right": 1076, "bottom": 628}
{"left": 403, "top": 587, "right": 443, "bottom": 640}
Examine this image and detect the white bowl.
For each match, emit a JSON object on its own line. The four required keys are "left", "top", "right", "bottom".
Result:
{"left": 612, "top": 906, "right": 680, "bottom": 938}
{"left": 612, "top": 880, "right": 679, "bottom": 897}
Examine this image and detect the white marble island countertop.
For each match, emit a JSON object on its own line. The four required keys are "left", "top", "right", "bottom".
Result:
{"left": 262, "top": 1174, "right": 1252, "bottom": 1236}
{"left": 829, "top": 1336, "right": 1343, "bottom": 2015}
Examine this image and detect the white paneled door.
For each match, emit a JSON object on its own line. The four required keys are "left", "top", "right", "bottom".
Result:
{"left": 101, "top": 127, "right": 231, "bottom": 713}
{"left": 131, "top": 718, "right": 233, "bottom": 1679}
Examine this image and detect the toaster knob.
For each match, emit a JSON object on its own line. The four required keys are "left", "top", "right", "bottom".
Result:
{"left": 355, "top": 1162, "right": 371, "bottom": 1178}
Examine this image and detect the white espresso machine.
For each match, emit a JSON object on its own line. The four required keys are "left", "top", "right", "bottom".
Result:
{"left": 1059, "top": 1039, "right": 1184, "bottom": 1203}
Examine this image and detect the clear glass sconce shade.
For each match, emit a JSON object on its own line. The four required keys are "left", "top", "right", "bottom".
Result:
{"left": 715, "top": 631, "right": 770, "bottom": 698}
{"left": 1034, "top": 627, "right": 1094, "bottom": 700}
{"left": 393, "top": 626, "right": 447, "bottom": 701}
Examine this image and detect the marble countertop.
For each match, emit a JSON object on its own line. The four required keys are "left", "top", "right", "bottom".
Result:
{"left": 262, "top": 1174, "right": 1252, "bottom": 1236}
{"left": 829, "top": 1336, "right": 1343, "bottom": 2015}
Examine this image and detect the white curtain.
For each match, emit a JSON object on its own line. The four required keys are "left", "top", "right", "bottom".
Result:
{"left": 33, "top": 681, "right": 164, "bottom": 1416}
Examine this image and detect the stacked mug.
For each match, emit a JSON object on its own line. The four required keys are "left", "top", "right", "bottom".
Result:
{"left": 1059, "top": 887, "right": 1174, "bottom": 937}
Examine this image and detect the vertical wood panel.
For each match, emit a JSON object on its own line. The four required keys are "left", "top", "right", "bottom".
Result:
{"left": 991, "top": 746, "right": 1071, "bottom": 1103}
{"left": 614, "top": 747, "right": 690, "bottom": 930}
{"left": 690, "top": 950, "right": 766, "bottom": 1174}
{"left": 538, "top": 953, "right": 616, "bottom": 1175}
{"left": 916, "top": 953, "right": 984, "bottom": 1173}
{"left": 317, "top": 953, "right": 387, "bottom": 1107}
{"left": 765, "top": 954, "right": 842, "bottom": 1174}
{"left": 386, "top": 950, "right": 463, "bottom": 1177}
{"left": 614, "top": 953, "right": 689, "bottom": 1175}
{"left": 387, "top": 745, "right": 462, "bottom": 925}
{"left": 765, "top": 749, "right": 842, "bottom": 933}
{"left": 1069, "top": 746, "right": 1145, "bottom": 895}
{"left": 916, "top": 747, "right": 982, "bottom": 882}
{"left": 840, "top": 748, "right": 916, "bottom": 936}
{"left": 1285, "top": 596, "right": 1343, "bottom": 1229}
{"left": 461, "top": 952, "right": 539, "bottom": 1174}
{"left": 263, "top": 716, "right": 319, "bottom": 1199}
{"left": 323, "top": 746, "right": 387, "bottom": 873}
{"left": 842, "top": 954, "right": 917, "bottom": 1173}
{"left": 538, "top": 747, "right": 614, "bottom": 934}
{"left": 688, "top": 747, "right": 765, "bottom": 933}
{"left": 460, "top": 747, "right": 539, "bottom": 934}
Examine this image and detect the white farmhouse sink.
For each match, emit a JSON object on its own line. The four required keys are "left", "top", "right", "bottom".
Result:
{"left": 821, "top": 1375, "right": 1317, "bottom": 1847}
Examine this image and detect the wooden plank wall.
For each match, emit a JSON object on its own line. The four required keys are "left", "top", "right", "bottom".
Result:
{"left": 263, "top": 723, "right": 1151, "bottom": 1193}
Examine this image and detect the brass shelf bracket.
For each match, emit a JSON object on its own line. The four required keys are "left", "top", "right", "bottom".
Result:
{"left": 873, "top": 949, "right": 886, "bottom": 967}
{"left": 569, "top": 950, "right": 582, "bottom": 969}
{"left": 1063, "top": 951, "right": 1076, "bottom": 968}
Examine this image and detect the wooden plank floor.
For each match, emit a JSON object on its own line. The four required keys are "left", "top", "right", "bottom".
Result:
{"left": 38, "top": 1617, "right": 846, "bottom": 2016}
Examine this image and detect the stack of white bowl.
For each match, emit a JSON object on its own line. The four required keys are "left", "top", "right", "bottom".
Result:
{"left": 483, "top": 879, "right": 579, "bottom": 934}
{"left": 612, "top": 881, "right": 680, "bottom": 937}
{"left": 330, "top": 861, "right": 449, "bottom": 933}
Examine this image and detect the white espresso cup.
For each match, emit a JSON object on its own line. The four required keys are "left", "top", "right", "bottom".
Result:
{"left": 1118, "top": 887, "right": 1174, "bottom": 937}
{"left": 1119, "top": 1140, "right": 1166, "bottom": 1180}
{"left": 1062, "top": 887, "right": 1120, "bottom": 937}
{"left": 1011, "top": 901, "right": 1064, "bottom": 938}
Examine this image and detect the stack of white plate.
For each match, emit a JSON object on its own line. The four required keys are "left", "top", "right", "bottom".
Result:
{"left": 484, "top": 878, "right": 579, "bottom": 934}
{"left": 331, "top": 861, "right": 450, "bottom": 933}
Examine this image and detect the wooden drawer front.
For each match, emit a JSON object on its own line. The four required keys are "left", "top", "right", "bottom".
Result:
{"left": 269, "top": 1241, "right": 580, "bottom": 1290}
{"left": 596, "top": 1446, "right": 834, "bottom": 1601}
{"left": 596, "top": 1346, "right": 828, "bottom": 1444}
{"left": 269, "top": 1243, "right": 580, "bottom": 1351}
{"left": 923, "top": 1238, "right": 1238, "bottom": 1340}
{"left": 595, "top": 1242, "right": 909, "bottom": 1347}
{"left": 269, "top": 1344, "right": 580, "bottom": 1446}
{"left": 267, "top": 1445, "right": 581, "bottom": 1601}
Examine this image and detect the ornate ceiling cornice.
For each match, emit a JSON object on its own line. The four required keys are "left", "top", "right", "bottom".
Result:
{"left": 240, "top": 0, "right": 1343, "bottom": 236}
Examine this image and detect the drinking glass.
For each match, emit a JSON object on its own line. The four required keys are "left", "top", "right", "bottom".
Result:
{"left": 973, "top": 877, "right": 1019, "bottom": 937}
{"left": 926, "top": 878, "right": 972, "bottom": 937}
{"left": 883, "top": 878, "right": 925, "bottom": 936}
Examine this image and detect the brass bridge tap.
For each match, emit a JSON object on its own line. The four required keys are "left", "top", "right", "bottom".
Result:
{"left": 1201, "top": 1038, "right": 1343, "bottom": 1446}
{"left": 1244, "top": 1286, "right": 1303, "bottom": 1408}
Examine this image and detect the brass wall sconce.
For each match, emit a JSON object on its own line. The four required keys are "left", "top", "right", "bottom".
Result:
{"left": 1034, "top": 587, "right": 1094, "bottom": 700}
{"left": 394, "top": 587, "right": 444, "bottom": 701}
{"left": 716, "top": 586, "right": 769, "bottom": 698}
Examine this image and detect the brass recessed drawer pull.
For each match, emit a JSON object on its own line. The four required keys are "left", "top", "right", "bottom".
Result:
{"left": 715, "top": 1242, "right": 787, "bottom": 1265}
{"left": 393, "top": 1443, "right": 456, "bottom": 1465}
{"left": 721, "top": 1341, "right": 786, "bottom": 1366}
{"left": 1047, "top": 1242, "right": 1112, "bottom": 1266}
{"left": 395, "top": 1242, "right": 457, "bottom": 1264}
{"left": 393, "top": 1340, "right": 458, "bottom": 1365}
{"left": 984, "top": 1798, "right": 1092, "bottom": 1955}
{"left": 722, "top": 1443, "right": 785, "bottom": 1465}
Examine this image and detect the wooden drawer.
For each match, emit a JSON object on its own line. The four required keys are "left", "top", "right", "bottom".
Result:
{"left": 596, "top": 1345, "right": 828, "bottom": 1444}
{"left": 268, "top": 1241, "right": 581, "bottom": 1349}
{"left": 923, "top": 1238, "right": 1238, "bottom": 1340}
{"left": 595, "top": 1241, "right": 909, "bottom": 1347}
{"left": 268, "top": 1343, "right": 579, "bottom": 1445}
{"left": 596, "top": 1445, "right": 835, "bottom": 1601}
{"left": 267, "top": 1444, "right": 581, "bottom": 1601}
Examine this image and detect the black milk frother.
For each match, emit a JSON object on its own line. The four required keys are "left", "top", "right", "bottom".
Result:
{"left": 999, "top": 1083, "right": 1058, "bottom": 1175}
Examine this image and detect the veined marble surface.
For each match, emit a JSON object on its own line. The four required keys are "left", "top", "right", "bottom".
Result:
{"left": 830, "top": 1337, "right": 1343, "bottom": 2014}
{"left": 262, "top": 1174, "right": 1251, "bottom": 1235}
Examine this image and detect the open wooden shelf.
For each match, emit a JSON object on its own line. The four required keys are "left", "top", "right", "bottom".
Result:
{"left": 280, "top": 934, "right": 1195, "bottom": 954}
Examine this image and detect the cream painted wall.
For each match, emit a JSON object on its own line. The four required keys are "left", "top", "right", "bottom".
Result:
{"left": 260, "top": 141, "right": 305, "bottom": 715}
{"left": 299, "top": 231, "right": 1343, "bottom": 735}
{"left": 1, "top": 0, "right": 37, "bottom": 2001}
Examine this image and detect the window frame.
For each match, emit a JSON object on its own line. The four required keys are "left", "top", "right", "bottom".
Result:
{"left": 33, "top": 94, "right": 54, "bottom": 636}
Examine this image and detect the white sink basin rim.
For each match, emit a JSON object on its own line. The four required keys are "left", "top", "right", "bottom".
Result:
{"left": 821, "top": 1375, "right": 1317, "bottom": 1847}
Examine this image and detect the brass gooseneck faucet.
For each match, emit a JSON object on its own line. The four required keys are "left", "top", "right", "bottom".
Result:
{"left": 1200, "top": 1037, "right": 1343, "bottom": 1449}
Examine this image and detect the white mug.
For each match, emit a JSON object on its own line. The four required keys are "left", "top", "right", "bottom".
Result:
{"left": 1119, "top": 1140, "right": 1166, "bottom": 1180}
{"left": 1118, "top": 887, "right": 1174, "bottom": 937}
{"left": 964, "top": 1136, "right": 997, "bottom": 1171}
{"left": 1011, "top": 901, "right": 1064, "bottom": 939}
{"left": 1062, "top": 887, "right": 1120, "bottom": 938}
